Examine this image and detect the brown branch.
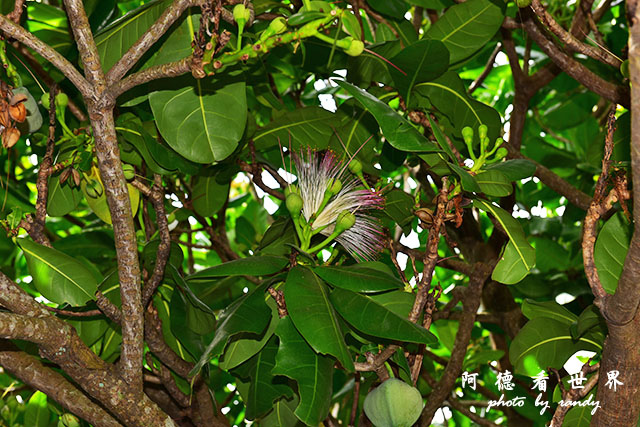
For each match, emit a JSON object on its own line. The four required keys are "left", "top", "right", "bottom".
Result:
{"left": 0, "top": 15, "right": 91, "bottom": 97}
{"left": 7, "top": 0, "right": 25, "bottom": 23}
{"left": 30, "top": 85, "right": 57, "bottom": 247}
{"left": 522, "top": 9, "right": 629, "bottom": 108}
{"left": 0, "top": 341, "right": 122, "bottom": 427}
{"left": 44, "top": 306, "right": 103, "bottom": 318}
{"left": 469, "top": 43, "right": 502, "bottom": 94}
{"left": 420, "top": 263, "right": 492, "bottom": 426}
{"left": 0, "top": 312, "right": 67, "bottom": 345}
{"left": 550, "top": 362, "right": 600, "bottom": 426}
{"left": 145, "top": 354, "right": 190, "bottom": 408}
{"left": 531, "top": 0, "right": 621, "bottom": 68}
{"left": 106, "top": 0, "right": 196, "bottom": 85}
{"left": 142, "top": 175, "right": 171, "bottom": 307}
{"left": 110, "top": 57, "right": 192, "bottom": 98}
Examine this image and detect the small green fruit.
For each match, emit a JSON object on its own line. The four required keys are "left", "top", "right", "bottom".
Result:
{"left": 55, "top": 92, "right": 69, "bottom": 109}
{"left": 478, "top": 124, "right": 488, "bottom": 141}
{"left": 516, "top": 0, "right": 532, "bottom": 7}
{"left": 494, "top": 147, "right": 508, "bottom": 160}
{"left": 329, "top": 178, "right": 342, "bottom": 195}
{"left": 122, "top": 164, "right": 135, "bottom": 181}
{"left": 461, "top": 126, "right": 474, "bottom": 145}
{"left": 344, "top": 38, "right": 365, "bottom": 56}
{"left": 335, "top": 210, "right": 356, "bottom": 232}
{"left": 363, "top": 378, "right": 423, "bottom": 427}
{"left": 40, "top": 93, "right": 50, "bottom": 107}
{"left": 348, "top": 158, "right": 363, "bottom": 175}
{"left": 286, "top": 192, "right": 303, "bottom": 217}
{"left": 85, "top": 179, "right": 103, "bottom": 198}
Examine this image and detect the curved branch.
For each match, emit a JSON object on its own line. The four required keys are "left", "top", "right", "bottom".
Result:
{"left": 110, "top": 57, "right": 192, "bottom": 98}
{"left": 0, "top": 15, "right": 91, "bottom": 97}
{"left": 106, "top": 0, "right": 197, "bottom": 85}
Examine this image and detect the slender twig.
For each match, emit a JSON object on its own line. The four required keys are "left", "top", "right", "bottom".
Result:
{"left": 550, "top": 361, "right": 600, "bottom": 426}
{"left": 469, "top": 43, "right": 502, "bottom": 93}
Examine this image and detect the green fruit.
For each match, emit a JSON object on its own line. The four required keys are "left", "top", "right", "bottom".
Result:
{"left": 40, "top": 93, "right": 50, "bottom": 107}
{"left": 286, "top": 192, "right": 303, "bottom": 218}
{"left": 461, "top": 126, "right": 474, "bottom": 145}
{"left": 363, "top": 378, "right": 423, "bottom": 427}
{"left": 348, "top": 158, "right": 363, "bottom": 175}
{"left": 85, "top": 179, "right": 103, "bottom": 198}
{"left": 620, "top": 60, "right": 630, "bottom": 78}
{"left": 335, "top": 210, "right": 356, "bottom": 232}
{"left": 478, "top": 124, "right": 488, "bottom": 141}
{"left": 122, "top": 164, "right": 135, "bottom": 180}
{"left": 516, "top": 0, "right": 532, "bottom": 7}
{"left": 344, "top": 38, "right": 365, "bottom": 56}
{"left": 494, "top": 147, "right": 508, "bottom": 160}
{"left": 329, "top": 178, "right": 342, "bottom": 195}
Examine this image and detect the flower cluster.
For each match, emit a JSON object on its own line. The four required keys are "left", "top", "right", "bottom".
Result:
{"left": 285, "top": 148, "right": 385, "bottom": 261}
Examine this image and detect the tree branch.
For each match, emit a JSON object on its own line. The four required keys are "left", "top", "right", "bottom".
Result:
{"left": 110, "top": 57, "right": 192, "bottom": 98}
{"left": 106, "top": 0, "right": 197, "bottom": 85}
{"left": 0, "top": 15, "right": 91, "bottom": 97}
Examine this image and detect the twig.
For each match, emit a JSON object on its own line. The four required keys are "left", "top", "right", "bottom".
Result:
{"left": 550, "top": 361, "right": 600, "bottom": 426}
{"left": 7, "top": 0, "right": 26, "bottom": 23}
{"left": 469, "top": 43, "right": 502, "bottom": 94}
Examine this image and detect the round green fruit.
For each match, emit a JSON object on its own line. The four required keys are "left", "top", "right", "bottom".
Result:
{"left": 363, "top": 378, "right": 423, "bottom": 427}
{"left": 348, "top": 158, "right": 363, "bottom": 175}
{"left": 335, "top": 210, "right": 356, "bottom": 232}
{"left": 285, "top": 192, "right": 303, "bottom": 217}
{"left": 344, "top": 38, "right": 365, "bottom": 57}
{"left": 122, "top": 164, "right": 135, "bottom": 181}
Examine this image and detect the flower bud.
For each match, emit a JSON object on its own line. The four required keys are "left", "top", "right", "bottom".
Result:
{"left": 478, "top": 124, "right": 488, "bottom": 141}
{"left": 494, "top": 147, "right": 508, "bottom": 161}
{"left": 40, "top": 93, "right": 50, "bottom": 107}
{"left": 233, "top": 4, "right": 250, "bottom": 23}
{"left": 122, "top": 164, "right": 135, "bottom": 181}
{"left": 335, "top": 210, "right": 356, "bottom": 233}
{"left": 269, "top": 17, "right": 287, "bottom": 34}
{"left": 286, "top": 192, "right": 303, "bottom": 218}
{"left": 461, "top": 126, "right": 474, "bottom": 145}
{"left": 329, "top": 178, "right": 342, "bottom": 195}
{"left": 344, "top": 38, "right": 364, "bottom": 56}
{"left": 348, "top": 158, "right": 363, "bottom": 175}
{"left": 56, "top": 92, "right": 69, "bottom": 109}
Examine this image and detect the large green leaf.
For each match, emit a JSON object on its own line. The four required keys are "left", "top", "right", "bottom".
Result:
{"left": 261, "top": 395, "right": 302, "bottom": 427}
{"left": 388, "top": 39, "right": 450, "bottom": 106}
{"left": 475, "top": 169, "right": 512, "bottom": 197}
{"left": 330, "top": 288, "right": 437, "bottom": 344}
{"left": 47, "top": 173, "right": 82, "bottom": 217}
{"left": 594, "top": 212, "right": 632, "bottom": 294}
{"left": 347, "top": 41, "right": 402, "bottom": 86}
{"left": 25, "top": 3, "right": 72, "bottom": 55}
{"left": 314, "top": 264, "right": 403, "bottom": 293}
{"left": 336, "top": 80, "right": 439, "bottom": 153}
{"left": 509, "top": 317, "right": 601, "bottom": 376}
{"left": 94, "top": 0, "right": 169, "bottom": 72}
{"left": 285, "top": 266, "right": 354, "bottom": 371}
{"left": 191, "top": 286, "right": 271, "bottom": 375}
{"left": 521, "top": 299, "right": 577, "bottom": 325}
{"left": 24, "top": 391, "right": 49, "bottom": 427}
{"left": 219, "top": 298, "right": 279, "bottom": 370}
{"left": 191, "top": 174, "right": 230, "bottom": 217}
{"left": 253, "top": 107, "right": 335, "bottom": 150}
{"left": 187, "top": 256, "right": 288, "bottom": 282}
{"left": 19, "top": 238, "right": 99, "bottom": 306}
{"left": 81, "top": 174, "right": 140, "bottom": 225}
{"left": 474, "top": 200, "right": 535, "bottom": 284}
{"left": 425, "top": 0, "right": 504, "bottom": 65}
{"left": 233, "top": 336, "right": 292, "bottom": 420}
{"left": 149, "top": 77, "right": 247, "bottom": 163}
{"left": 383, "top": 189, "right": 415, "bottom": 231}
{"left": 412, "top": 72, "right": 502, "bottom": 142}
{"left": 273, "top": 316, "right": 334, "bottom": 426}
{"left": 484, "top": 159, "right": 536, "bottom": 181}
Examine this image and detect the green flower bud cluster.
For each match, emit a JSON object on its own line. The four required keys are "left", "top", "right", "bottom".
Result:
{"left": 233, "top": 4, "right": 252, "bottom": 50}
{"left": 463, "top": 124, "right": 506, "bottom": 172}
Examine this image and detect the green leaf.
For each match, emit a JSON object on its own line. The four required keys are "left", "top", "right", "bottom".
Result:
{"left": 219, "top": 298, "right": 280, "bottom": 370}
{"left": 47, "top": 173, "right": 82, "bottom": 217}
{"left": 484, "top": 159, "right": 536, "bottom": 181}
{"left": 425, "top": 0, "right": 504, "bottom": 65}
{"left": 347, "top": 41, "right": 402, "bottom": 86}
{"left": 149, "top": 76, "right": 247, "bottom": 163}
{"left": 572, "top": 305, "right": 605, "bottom": 340}
{"left": 19, "top": 238, "right": 99, "bottom": 306}
{"left": 330, "top": 288, "right": 437, "bottom": 344}
{"left": 273, "top": 316, "right": 334, "bottom": 426}
{"left": 187, "top": 256, "right": 288, "bottom": 282}
{"left": 336, "top": 80, "right": 440, "bottom": 153}
{"left": 94, "top": 0, "right": 169, "bottom": 72}
{"left": 68, "top": 317, "right": 109, "bottom": 348}
{"left": 261, "top": 395, "right": 302, "bottom": 427}
{"left": 449, "top": 162, "right": 481, "bottom": 192}
{"left": 412, "top": 72, "right": 502, "bottom": 142}
{"left": 25, "top": 3, "right": 72, "bottom": 55}
{"left": 563, "top": 403, "right": 593, "bottom": 427}
{"left": 383, "top": 189, "right": 415, "bottom": 231}
{"left": 509, "top": 317, "right": 601, "bottom": 376}
{"left": 24, "top": 391, "right": 49, "bottom": 427}
{"left": 368, "top": 290, "right": 415, "bottom": 318}
{"left": 427, "top": 115, "right": 457, "bottom": 163}
{"left": 521, "top": 299, "right": 577, "bottom": 325}
{"left": 191, "top": 174, "right": 230, "bottom": 217}
{"left": 314, "top": 264, "right": 403, "bottom": 293}
{"left": 388, "top": 39, "right": 450, "bottom": 105}
{"left": 285, "top": 266, "right": 354, "bottom": 371}
{"left": 474, "top": 200, "right": 535, "bottom": 284}
{"left": 475, "top": 169, "right": 512, "bottom": 197}
{"left": 233, "top": 336, "right": 292, "bottom": 420}
{"left": 253, "top": 106, "right": 335, "bottom": 151}
{"left": 594, "top": 212, "right": 631, "bottom": 294}
{"left": 191, "top": 286, "right": 271, "bottom": 375}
